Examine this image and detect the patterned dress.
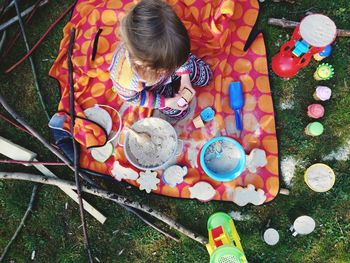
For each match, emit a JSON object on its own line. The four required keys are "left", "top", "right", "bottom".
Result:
{"left": 109, "top": 44, "right": 213, "bottom": 119}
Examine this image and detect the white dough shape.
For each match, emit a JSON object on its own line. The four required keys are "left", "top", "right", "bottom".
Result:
{"left": 111, "top": 161, "right": 139, "bottom": 181}
{"left": 84, "top": 105, "right": 112, "bottom": 135}
{"left": 90, "top": 142, "right": 114, "bottom": 163}
{"left": 232, "top": 184, "right": 266, "bottom": 206}
{"left": 246, "top": 148, "right": 267, "bottom": 173}
{"left": 163, "top": 165, "right": 187, "bottom": 187}
{"left": 137, "top": 170, "right": 160, "bottom": 193}
{"left": 189, "top": 182, "right": 216, "bottom": 202}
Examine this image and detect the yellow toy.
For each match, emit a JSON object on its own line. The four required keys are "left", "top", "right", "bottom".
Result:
{"left": 206, "top": 212, "right": 247, "bottom": 263}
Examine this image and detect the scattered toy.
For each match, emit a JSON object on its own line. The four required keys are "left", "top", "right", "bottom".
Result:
{"left": 307, "top": 104, "right": 325, "bottom": 119}
{"left": 313, "top": 63, "right": 334, "bottom": 81}
{"left": 305, "top": 121, "right": 324, "bottom": 136}
{"left": 228, "top": 82, "right": 244, "bottom": 132}
{"left": 189, "top": 181, "right": 216, "bottom": 201}
{"left": 263, "top": 228, "right": 280, "bottom": 246}
{"left": 177, "top": 87, "right": 194, "bottom": 107}
{"left": 200, "top": 137, "right": 246, "bottom": 182}
{"left": 206, "top": 212, "right": 247, "bottom": 263}
{"left": 111, "top": 161, "right": 139, "bottom": 181}
{"left": 246, "top": 148, "right": 267, "bottom": 173}
{"left": 137, "top": 170, "right": 160, "bottom": 193}
{"left": 313, "top": 86, "right": 332, "bottom": 101}
{"left": 290, "top": 215, "right": 316, "bottom": 236}
{"left": 271, "top": 14, "right": 336, "bottom": 78}
{"left": 90, "top": 142, "right": 114, "bottom": 163}
{"left": 162, "top": 165, "right": 187, "bottom": 187}
{"left": 232, "top": 184, "right": 266, "bottom": 206}
{"left": 193, "top": 107, "right": 215, "bottom": 128}
{"left": 313, "top": 45, "right": 332, "bottom": 61}
{"left": 304, "top": 163, "right": 335, "bottom": 192}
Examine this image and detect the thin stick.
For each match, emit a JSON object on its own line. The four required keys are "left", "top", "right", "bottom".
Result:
{"left": 1, "top": 0, "right": 42, "bottom": 59}
{"left": 5, "top": 1, "right": 76, "bottom": 71}
{"left": 0, "top": 159, "right": 66, "bottom": 166}
{"left": 0, "top": 0, "right": 48, "bottom": 32}
{"left": 120, "top": 204, "right": 180, "bottom": 242}
{"left": 0, "top": 31, "right": 5, "bottom": 52}
{"left": 0, "top": 92, "right": 97, "bottom": 187}
{"left": 68, "top": 28, "right": 93, "bottom": 263}
{"left": 0, "top": 184, "right": 38, "bottom": 262}
{"left": 12, "top": 0, "right": 49, "bottom": 120}
{"left": 0, "top": 172, "right": 208, "bottom": 245}
{"left": 268, "top": 18, "right": 350, "bottom": 37}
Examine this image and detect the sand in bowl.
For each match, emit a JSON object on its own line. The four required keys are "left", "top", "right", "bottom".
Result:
{"left": 128, "top": 118, "right": 177, "bottom": 168}
{"left": 204, "top": 140, "right": 241, "bottom": 174}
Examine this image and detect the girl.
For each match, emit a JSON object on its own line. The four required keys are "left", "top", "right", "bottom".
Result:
{"left": 109, "top": 0, "right": 213, "bottom": 120}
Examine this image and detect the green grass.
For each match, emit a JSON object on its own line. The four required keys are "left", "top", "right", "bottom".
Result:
{"left": 1, "top": 0, "right": 350, "bottom": 262}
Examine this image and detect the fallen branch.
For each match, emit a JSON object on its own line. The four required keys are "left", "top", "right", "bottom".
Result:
{"left": 12, "top": 0, "right": 49, "bottom": 120}
{"left": 0, "top": 172, "right": 208, "bottom": 245}
{"left": 0, "top": 0, "right": 48, "bottom": 32}
{"left": 0, "top": 92, "right": 97, "bottom": 187}
{"left": 0, "top": 184, "right": 38, "bottom": 262}
{"left": 268, "top": 18, "right": 350, "bottom": 37}
{"left": 5, "top": 1, "right": 75, "bottom": 71}
{"left": 68, "top": 27, "right": 93, "bottom": 263}
{"left": 0, "top": 92, "right": 188, "bottom": 241}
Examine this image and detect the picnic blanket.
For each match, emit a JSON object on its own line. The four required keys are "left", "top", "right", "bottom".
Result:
{"left": 49, "top": 0, "right": 279, "bottom": 204}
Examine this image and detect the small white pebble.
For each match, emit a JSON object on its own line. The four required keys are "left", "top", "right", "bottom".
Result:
{"left": 152, "top": 252, "right": 157, "bottom": 255}
{"left": 112, "top": 229, "right": 120, "bottom": 234}
{"left": 65, "top": 202, "right": 68, "bottom": 210}
{"left": 31, "top": 250, "right": 36, "bottom": 260}
{"left": 118, "top": 249, "right": 125, "bottom": 256}
{"left": 94, "top": 257, "right": 101, "bottom": 263}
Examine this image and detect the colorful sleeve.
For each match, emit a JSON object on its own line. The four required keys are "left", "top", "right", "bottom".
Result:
{"left": 175, "top": 57, "right": 191, "bottom": 76}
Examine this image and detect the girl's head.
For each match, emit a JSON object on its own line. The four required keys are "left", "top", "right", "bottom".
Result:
{"left": 121, "top": 0, "right": 190, "bottom": 75}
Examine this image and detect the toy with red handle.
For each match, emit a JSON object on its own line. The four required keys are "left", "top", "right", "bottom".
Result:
{"left": 229, "top": 82, "right": 244, "bottom": 131}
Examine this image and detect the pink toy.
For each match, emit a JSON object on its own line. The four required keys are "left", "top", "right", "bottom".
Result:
{"left": 307, "top": 104, "right": 325, "bottom": 119}
{"left": 271, "top": 14, "right": 337, "bottom": 78}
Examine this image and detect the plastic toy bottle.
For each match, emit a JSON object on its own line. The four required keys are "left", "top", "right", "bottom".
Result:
{"left": 305, "top": 122, "right": 324, "bottom": 136}
{"left": 313, "top": 45, "right": 332, "bottom": 61}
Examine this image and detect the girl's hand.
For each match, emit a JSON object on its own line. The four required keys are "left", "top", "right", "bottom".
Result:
{"left": 179, "top": 74, "right": 196, "bottom": 101}
{"left": 164, "top": 94, "right": 189, "bottom": 111}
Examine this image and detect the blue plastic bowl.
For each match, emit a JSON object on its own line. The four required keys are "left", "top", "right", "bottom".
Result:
{"left": 200, "top": 137, "right": 246, "bottom": 182}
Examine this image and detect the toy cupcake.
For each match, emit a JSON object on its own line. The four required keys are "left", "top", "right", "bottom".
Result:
{"left": 305, "top": 122, "right": 324, "bottom": 136}
{"left": 313, "top": 63, "right": 334, "bottom": 80}
{"left": 313, "top": 86, "right": 332, "bottom": 101}
{"left": 307, "top": 104, "right": 325, "bottom": 119}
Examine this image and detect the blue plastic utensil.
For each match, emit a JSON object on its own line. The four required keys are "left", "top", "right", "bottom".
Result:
{"left": 229, "top": 82, "right": 244, "bottom": 131}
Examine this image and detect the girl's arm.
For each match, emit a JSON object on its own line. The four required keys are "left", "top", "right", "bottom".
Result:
{"left": 113, "top": 83, "right": 186, "bottom": 110}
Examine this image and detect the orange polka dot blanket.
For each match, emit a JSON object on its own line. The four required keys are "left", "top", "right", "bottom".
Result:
{"left": 49, "top": 0, "right": 279, "bottom": 204}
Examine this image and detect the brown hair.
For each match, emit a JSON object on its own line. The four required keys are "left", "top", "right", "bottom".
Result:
{"left": 120, "top": 0, "right": 190, "bottom": 83}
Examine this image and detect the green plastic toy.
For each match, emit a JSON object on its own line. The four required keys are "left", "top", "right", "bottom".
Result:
{"left": 206, "top": 212, "right": 247, "bottom": 263}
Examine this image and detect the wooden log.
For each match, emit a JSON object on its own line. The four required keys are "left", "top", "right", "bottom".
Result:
{"left": 0, "top": 172, "right": 208, "bottom": 245}
{"left": 268, "top": 18, "right": 350, "bottom": 37}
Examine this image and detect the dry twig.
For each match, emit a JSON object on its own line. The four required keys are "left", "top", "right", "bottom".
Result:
{"left": 0, "top": 185, "right": 38, "bottom": 262}
{"left": 0, "top": 172, "right": 208, "bottom": 245}
{"left": 268, "top": 18, "right": 350, "bottom": 37}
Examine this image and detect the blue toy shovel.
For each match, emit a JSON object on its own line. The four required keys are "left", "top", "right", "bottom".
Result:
{"left": 229, "top": 82, "right": 244, "bottom": 131}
